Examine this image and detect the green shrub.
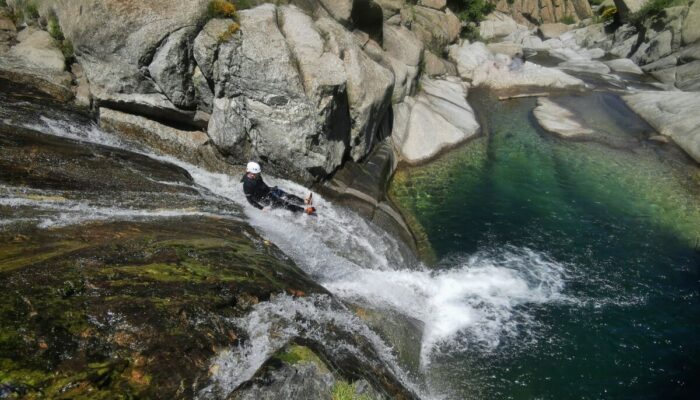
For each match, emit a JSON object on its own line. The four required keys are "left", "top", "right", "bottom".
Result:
{"left": 632, "top": 0, "right": 687, "bottom": 23}
{"left": 207, "top": 0, "right": 237, "bottom": 19}
{"left": 217, "top": 22, "right": 240, "bottom": 42}
{"left": 24, "top": 1, "right": 38, "bottom": 19}
{"left": 600, "top": 5, "right": 617, "bottom": 21}
{"left": 456, "top": 0, "right": 496, "bottom": 23}
{"left": 60, "top": 39, "right": 74, "bottom": 60}
{"left": 331, "top": 381, "right": 372, "bottom": 400}
{"left": 560, "top": 15, "right": 576, "bottom": 24}
{"left": 0, "top": 0, "right": 8, "bottom": 8}
{"left": 47, "top": 13, "right": 64, "bottom": 41}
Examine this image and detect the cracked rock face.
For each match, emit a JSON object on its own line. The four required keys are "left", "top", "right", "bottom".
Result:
{"left": 40, "top": 0, "right": 209, "bottom": 124}
{"left": 209, "top": 4, "right": 394, "bottom": 182}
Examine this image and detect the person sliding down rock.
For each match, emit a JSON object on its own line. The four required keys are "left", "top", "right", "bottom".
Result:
{"left": 241, "top": 161, "right": 316, "bottom": 215}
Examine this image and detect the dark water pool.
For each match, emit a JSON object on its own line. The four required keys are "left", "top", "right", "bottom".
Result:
{"left": 389, "top": 90, "right": 700, "bottom": 399}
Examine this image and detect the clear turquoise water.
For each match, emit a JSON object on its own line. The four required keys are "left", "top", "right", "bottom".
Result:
{"left": 390, "top": 90, "right": 700, "bottom": 399}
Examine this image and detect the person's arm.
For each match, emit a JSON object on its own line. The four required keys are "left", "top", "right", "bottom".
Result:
{"left": 243, "top": 178, "right": 265, "bottom": 210}
{"left": 245, "top": 193, "right": 264, "bottom": 210}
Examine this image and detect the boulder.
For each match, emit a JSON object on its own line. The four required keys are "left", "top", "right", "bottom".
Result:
{"left": 538, "top": 23, "right": 572, "bottom": 40}
{"left": 490, "top": 0, "right": 592, "bottom": 26}
{"left": 604, "top": 58, "right": 645, "bottom": 74}
{"left": 613, "top": 0, "right": 650, "bottom": 21}
{"left": 419, "top": 0, "right": 446, "bottom": 10}
{"left": 0, "top": 15, "right": 16, "bottom": 32}
{"left": 211, "top": 5, "right": 347, "bottom": 182}
{"left": 316, "top": 16, "right": 394, "bottom": 162}
{"left": 680, "top": 42, "right": 700, "bottom": 62}
{"left": 632, "top": 30, "right": 674, "bottom": 66}
{"left": 318, "top": 0, "right": 354, "bottom": 24}
{"left": 0, "top": 27, "right": 73, "bottom": 101}
{"left": 11, "top": 27, "right": 65, "bottom": 70}
{"left": 623, "top": 91, "right": 700, "bottom": 163}
{"left": 383, "top": 25, "right": 423, "bottom": 67}
{"left": 423, "top": 50, "right": 457, "bottom": 76}
{"left": 373, "top": 0, "right": 405, "bottom": 17}
{"left": 487, "top": 42, "right": 524, "bottom": 57}
{"left": 193, "top": 66, "right": 214, "bottom": 113}
{"left": 533, "top": 97, "right": 594, "bottom": 138}
{"left": 649, "top": 67, "right": 678, "bottom": 85}
{"left": 98, "top": 107, "right": 228, "bottom": 171}
{"left": 148, "top": 26, "right": 197, "bottom": 110}
{"left": 410, "top": 6, "right": 460, "bottom": 52}
{"left": 392, "top": 77, "right": 479, "bottom": 163}
{"left": 675, "top": 60, "right": 700, "bottom": 91}
{"left": 71, "top": 63, "right": 92, "bottom": 108}
{"left": 193, "top": 18, "right": 234, "bottom": 81}
{"left": 471, "top": 59, "right": 585, "bottom": 91}
{"left": 448, "top": 41, "right": 494, "bottom": 81}
{"left": 570, "top": 23, "right": 609, "bottom": 48}
{"left": 479, "top": 11, "right": 522, "bottom": 41}
{"left": 43, "top": 0, "right": 210, "bottom": 125}
{"left": 682, "top": 0, "right": 700, "bottom": 45}
{"left": 279, "top": 6, "right": 347, "bottom": 97}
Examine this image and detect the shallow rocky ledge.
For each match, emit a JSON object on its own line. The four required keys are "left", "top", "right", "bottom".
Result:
{"left": 623, "top": 91, "right": 700, "bottom": 163}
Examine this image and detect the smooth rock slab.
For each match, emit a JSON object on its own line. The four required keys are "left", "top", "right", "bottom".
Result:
{"left": 682, "top": 0, "right": 700, "bottom": 45}
{"left": 472, "top": 61, "right": 585, "bottom": 91}
{"left": 539, "top": 23, "right": 572, "bottom": 40}
{"left": 392, "top": 77, "right": 479, "bottom": 163}
{"left": 558, "top": 59, "right": 612, "bottom": 75}
{"left": 480, "top": 11, "right": 522, "bottom": 40}
{"left": 623, "top": 91, "right": 700, "bottom": 163}
{"left": 604, "top": 58, "right": 644, "bottom": 75}
{"left": 99, "top": 107, "right": 231, "bottom": 173}
{"left": 533, "top": 97, "right": 594, "bottom": 138}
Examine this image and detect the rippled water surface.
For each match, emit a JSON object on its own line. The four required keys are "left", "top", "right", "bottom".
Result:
{"left": 390, "top": 90, "right": 700, "bottom": 399}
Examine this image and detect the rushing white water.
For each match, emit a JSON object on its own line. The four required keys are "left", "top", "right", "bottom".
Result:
{"left": 0, "top": 195, "right": 240, "bottom": 228}
{"left": 4, "top": 113, "right": 572, "bottom": 397}
{"left": 198, "top": 293, "right": 422, "bottom": 399}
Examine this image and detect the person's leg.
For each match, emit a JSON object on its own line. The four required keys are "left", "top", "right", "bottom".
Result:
{"left": 273, "top": 188, "right": 305, "bottom": 205}
{"left": 268, "top": 190, "right": 304, "bottom": 212}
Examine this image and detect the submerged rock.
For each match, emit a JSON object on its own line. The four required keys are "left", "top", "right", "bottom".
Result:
{"left": 533, "top": 97, "right": 594, "bottom": 138}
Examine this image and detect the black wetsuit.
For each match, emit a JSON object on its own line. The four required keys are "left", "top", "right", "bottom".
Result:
{"left": 241, "top": 173, "right": 305, "bottom": 212}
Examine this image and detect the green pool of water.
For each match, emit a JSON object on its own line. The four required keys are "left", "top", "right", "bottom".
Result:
{"left": 389, "top": 90, "right": 700, "bottom": 399}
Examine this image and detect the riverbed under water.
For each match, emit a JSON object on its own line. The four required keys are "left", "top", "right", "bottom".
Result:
{"left": 389, "top": 89, "right": 700, "bottom": 399}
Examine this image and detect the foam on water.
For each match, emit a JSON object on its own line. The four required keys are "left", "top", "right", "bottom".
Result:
{"left": 198, "top": 294, "right": 423, "bottom": 399}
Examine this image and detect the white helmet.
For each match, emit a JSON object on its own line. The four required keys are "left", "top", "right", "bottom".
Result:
{"left": 246, "top": 161, "right": 261, "bottom": 174}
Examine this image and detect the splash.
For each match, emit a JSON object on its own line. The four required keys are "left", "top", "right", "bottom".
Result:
{"left": 198, "top": 294, "right": 422, "bottom": 399}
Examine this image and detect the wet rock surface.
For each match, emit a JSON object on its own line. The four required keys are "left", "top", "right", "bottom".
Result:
{"left": 0, "top": 216, "right": 324, "bottom": 398}
{"left": 0, "top": 84, "right": 420, "bottom": 400}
